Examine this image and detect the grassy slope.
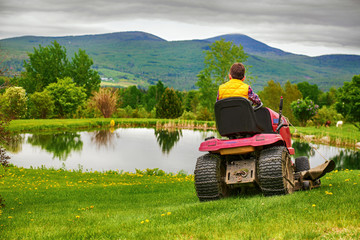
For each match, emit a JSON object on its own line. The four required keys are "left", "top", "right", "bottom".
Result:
{"left": 1, "top": 33, "right": 359, "bottom": 91}
{"left": 0, "top": 166, "right": 359, "bottom": 239}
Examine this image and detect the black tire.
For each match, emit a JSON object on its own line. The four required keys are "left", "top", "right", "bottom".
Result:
{"left": 295, "top": 156, "right": 310, "bottom": 172}
{"left": 194, "top": 153, "right": 229, "bottom": 202}
{"left": 258, "top": 146, "right": 295, "bottom": 196}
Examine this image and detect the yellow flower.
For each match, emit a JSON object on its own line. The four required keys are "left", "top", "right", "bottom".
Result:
{"left": 354, "top": 183, "right": 357, "bottom": 185}
{"left": 8, "top": 216, "right": 13, "bottom": 219}
{"left": 167, "top": 212, "right": 171, "bottom": 215}
{"left": 312, "top": 204, "right": 316, "bottom": 207}
{"left": 325, "top": 191, "right": 333, "bottom": 195}
{"left": 161, "top": 214, "right": 165, "bottom": 217}
{"left": 329, "top": 184, "right": 332, "bottom": 187}
{"left": 145, "top": 219, "right": 149, "bottom": 223}
{"left": 140, "top": 221, "right": 144, "bottom": 224}
{"left": 76, "top": 216, "right": 80, "bottom": 219}
{"left": 345, "top": 179, "right": 350, "bottom": 182}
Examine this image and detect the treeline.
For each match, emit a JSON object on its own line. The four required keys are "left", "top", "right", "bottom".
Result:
{"left": 0, "top": 40, "right": 359, "bottom": 129}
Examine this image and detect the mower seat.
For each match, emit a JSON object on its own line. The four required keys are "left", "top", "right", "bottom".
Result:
{"left": 215, "top": 97, "right": 265, "bottom": 137}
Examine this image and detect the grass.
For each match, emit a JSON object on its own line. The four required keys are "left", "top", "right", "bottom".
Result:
{"left": 0, "top": 166, "right": 359, "bottom": 239}
{"left": 8, "top": 118, "right": 216, "bottom": 133}
{"left": 290, "top": 123, "right": 360, "bottom": 147}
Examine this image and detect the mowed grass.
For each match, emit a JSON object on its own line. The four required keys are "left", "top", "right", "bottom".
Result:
{"left": 291, "top": 123, "right": 360, "bottom": 146}
{"left": 0, "top": 166, "right": 359, "bottom": 239}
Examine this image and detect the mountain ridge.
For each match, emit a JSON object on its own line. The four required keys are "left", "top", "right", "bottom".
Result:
{"left": 1, "top": 31, "right": 359, "bottom": 91}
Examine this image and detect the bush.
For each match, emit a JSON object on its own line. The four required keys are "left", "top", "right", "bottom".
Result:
{"left": 290, "top": 98, "right": 319, "bottom": 126}
{"left": 0, "top": 86, "right": 27, "bottom": 119}
{"left": 313, "top": 105, "right": 343, "bottom": 126}
{"left": 196, "top": 106, "right": 214, "bottom": 121}
{"left": 179, "top": 111, "right": 197, "bottom": 120}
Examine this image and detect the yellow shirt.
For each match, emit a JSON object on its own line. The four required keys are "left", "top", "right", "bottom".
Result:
{"left": 218, "top": 79, "right": 249, "bottom": 100}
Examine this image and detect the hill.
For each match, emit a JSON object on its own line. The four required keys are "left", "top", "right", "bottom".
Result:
{"left": 1, "top": 31, "right": 359, "bottom": 91}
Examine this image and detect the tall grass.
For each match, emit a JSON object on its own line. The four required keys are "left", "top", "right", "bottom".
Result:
{"left": 0, "top": 166, "right": 359, "bottom": 239}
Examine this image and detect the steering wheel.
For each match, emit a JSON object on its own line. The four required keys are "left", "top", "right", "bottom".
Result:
{"left": 253, "top": 102, "right": 263, "bottom": 111}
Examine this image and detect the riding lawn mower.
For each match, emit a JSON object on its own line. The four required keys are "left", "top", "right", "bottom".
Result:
{"left": 194, "top": 97, "right": 335, "bottom": 201}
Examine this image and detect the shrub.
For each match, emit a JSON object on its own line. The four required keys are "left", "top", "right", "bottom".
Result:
{"left": 290, "top": 98, "right": 319, "bottom": 126}
{"left": 313, "top": 105, "right": 343, "bottom": 126}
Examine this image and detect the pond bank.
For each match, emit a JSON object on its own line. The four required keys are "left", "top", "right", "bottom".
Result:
{"left": 7, "top": 119, "right": 360, "bottom": 148}
{"left": 8, "top": 118, "right": 216, "bottom": 133}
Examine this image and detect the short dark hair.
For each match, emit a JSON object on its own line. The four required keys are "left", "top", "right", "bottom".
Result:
{"left": 230, "top": 63, "right": 245, "bottom": 80}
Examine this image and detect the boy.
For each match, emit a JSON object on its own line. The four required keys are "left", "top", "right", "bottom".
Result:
{"left": 217, "top": 62, "right": 261, "bottom": 106}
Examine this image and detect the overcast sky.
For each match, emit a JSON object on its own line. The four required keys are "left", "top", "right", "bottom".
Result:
{"left": 1, "top": 0, "right": 359, "bottom": 56}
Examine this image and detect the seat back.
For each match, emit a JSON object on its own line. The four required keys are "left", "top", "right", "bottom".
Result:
{"left": 215, "top": 97, "right": 263, "bottom": 137}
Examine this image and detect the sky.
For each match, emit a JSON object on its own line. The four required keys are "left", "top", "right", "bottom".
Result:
{"left": 1, "top": 0, "right": 359, "bottom": 56}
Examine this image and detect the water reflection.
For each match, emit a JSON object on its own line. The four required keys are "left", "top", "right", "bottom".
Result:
{"left": 90, "top": 129, "right": 120, "bottom": 150}
{"left": 292, "top": 140, "right": 360, "bottom": 170}
{"left": 3, "top": 135, "right": 24, "bottom": 153}
{"left": 7, "top": 129, "right": 360, "bottom": 173}
{"left": 155, "top": 129, "right": 182, "bottom": 154}
{"left": 292, "top": 141, "right": 315, "bottom": 158}
{"left": 330, "top": 150, "right": 360, "bottom": 170}
{"left": 27, "top": 132, "right": 83, "bottom": 160}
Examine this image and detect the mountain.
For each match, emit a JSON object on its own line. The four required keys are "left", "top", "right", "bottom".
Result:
{"left": 205, "top": 34, "right": 291, "bottom": 57}
{"left": 1, "top": 31, "right": 359, "bottom": 91}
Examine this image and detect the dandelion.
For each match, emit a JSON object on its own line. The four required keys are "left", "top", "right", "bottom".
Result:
{"left": 345, "top": 179, "right": 350, "bottom": 182}
{"left": 145, "top": 219, "right": 149, "bottom": 223}
{"left": 167, "top": 212, "right": 171, "bottom": 215}
{"left": 354, "top": 183, "right": 357, "bottom": 185}
{"left": 140, "top": 221, "right": 144, "bottom": 224}
{"left": 325, "top": 191, "right": 333, "bottom": 195}
{"left": 8, "top": 216, "right": 13, "bottom": 219}
{"left": 312, "top": 204, "right": 316, "bottom": 207}
{"left": 329, "top": 184, "right": 332, "bottom": 187}
{"left": 161, "top": 214, "right": 165, "bottom": 217}
{"left": 76, "top": 216, "right": 80, "bottom": 219}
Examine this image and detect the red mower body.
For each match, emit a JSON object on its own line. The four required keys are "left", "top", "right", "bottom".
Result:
{"left": 199, "top": 107, "right": 294, "bottom": 156}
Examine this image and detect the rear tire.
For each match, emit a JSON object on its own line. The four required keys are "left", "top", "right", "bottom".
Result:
{"left": 194, "top": 153, "right": 229, "bottom": 201}
{"left": 295, "top": 156, "right": 310, "bottom": 172}
{"left": 258, "top": 146, "right": 294, "bottom": 196}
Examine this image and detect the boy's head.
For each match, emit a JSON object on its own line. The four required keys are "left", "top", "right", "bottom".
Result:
{"left": 229, "top": 62, "right": 245, "bottom": 80}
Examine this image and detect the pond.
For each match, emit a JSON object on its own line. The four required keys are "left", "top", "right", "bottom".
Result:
{"left": 6, "top": 128, "right": 360, "bottom": 174}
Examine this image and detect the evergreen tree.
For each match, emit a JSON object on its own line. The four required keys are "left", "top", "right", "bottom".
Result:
{"left": 156, "top": 88, "right": 183, "bottom": 119}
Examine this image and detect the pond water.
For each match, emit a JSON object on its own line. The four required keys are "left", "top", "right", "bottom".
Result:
{"left": 6, "top": 128, "right": 360, "bottom": 174}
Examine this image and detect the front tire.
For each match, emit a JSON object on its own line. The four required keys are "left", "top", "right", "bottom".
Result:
{"left": 258, "top": 146, "right": 295, "bottom": 196}
{"left": 194, "top": 153, "right": 229, "bottom": 201}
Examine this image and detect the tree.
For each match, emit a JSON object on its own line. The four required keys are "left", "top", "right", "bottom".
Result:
{"left": 0, "top": 86, "right": 27, "bottom": 119}
{"left": 283, "top": 81, "right": 303, "bottom": 124}
{"left": 21, "top": 41, "right": 69, "bottom": 94}
{"left": 336, "top": 74, "right": 360, "bottom": 128}
{"left": 258, "top": 80, "right": 284, "bottom": 111}
{"left": 69, "top": 49, "right": 101, "bottom": 98}
{"left": 196, "top": 39, "right": 248, "bottom": 111}
{"left": 90, "top": 88, "right": 119, "bottom": 118}
{"left": 297, "top": 82, "right": 321, "bottom": 104}
{"left": 20, "top": 41, "right": 100, "bottom": 96}
{"left": 45, "top": 77, "right": 87, "bottom": 118}
{"left": 156, "top": 88, "right": 183, "bottom": 119}
{"left": 290, "top": 98, "right": 319, "bottom": 126}
{"left": 28, "top": 91, "right": 55, "bottom": 119}
{"left": 121, "top": 85, "right": 142, "bottom": 109}
{"left": 318, "top": 87, "right": 337, "bottom": 107}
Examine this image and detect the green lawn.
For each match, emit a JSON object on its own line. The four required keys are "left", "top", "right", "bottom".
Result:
{"left": 0, "top": 166, "right": 359, "bottom": 239}
{"left": 290, "top": 124, "right": 360, "bottom": 147}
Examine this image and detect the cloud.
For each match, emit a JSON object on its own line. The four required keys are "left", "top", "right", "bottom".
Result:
{"left": 0, "top": 0, "right": 359, "bottom": 55}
